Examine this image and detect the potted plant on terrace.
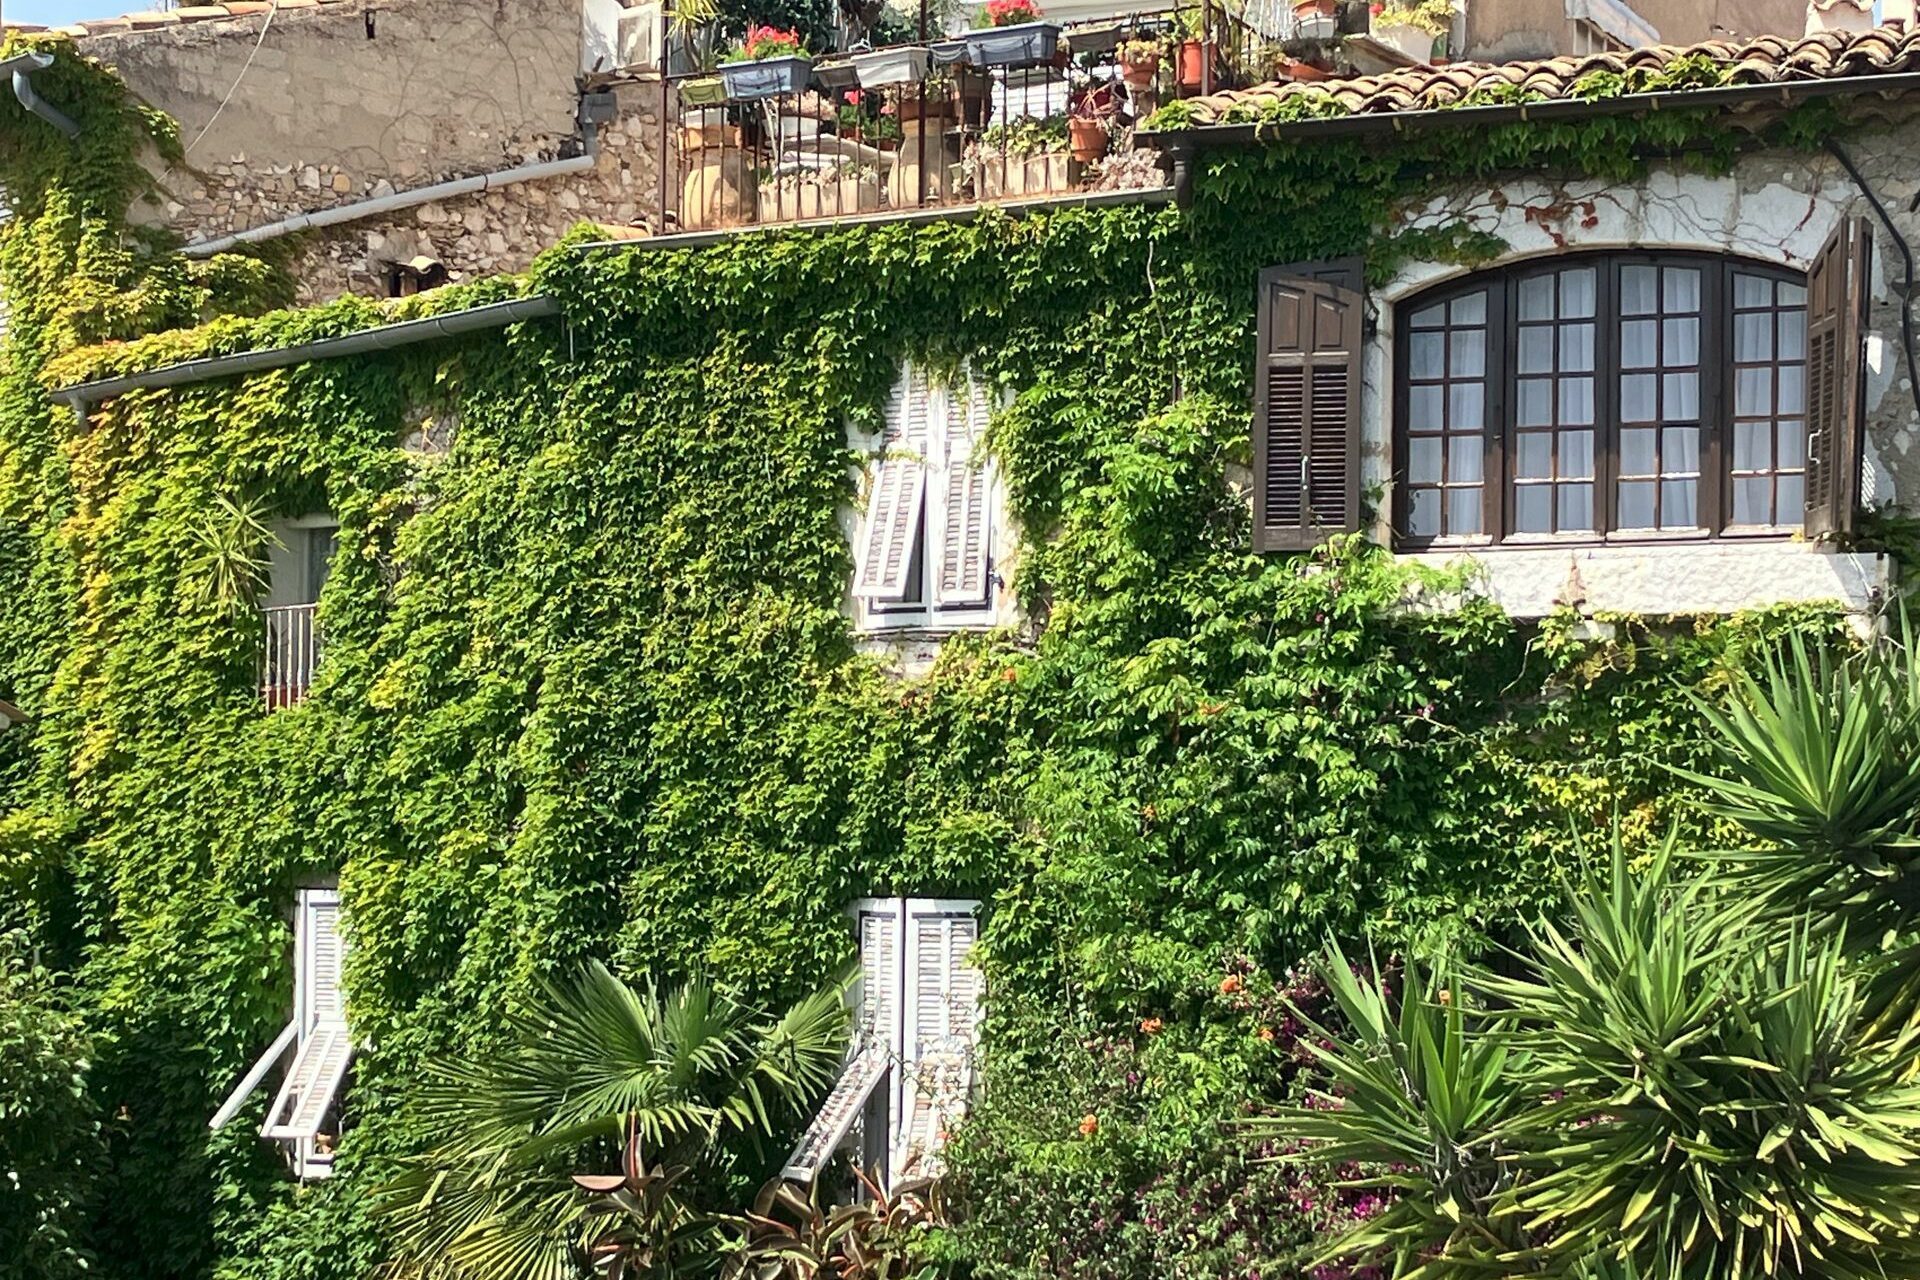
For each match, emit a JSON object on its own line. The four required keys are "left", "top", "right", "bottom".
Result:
{"left": 1173, "top": 8, "right": 1215, "bottom": 91}
{"left": 961, "top": 0, "right": 1062, "bottom": 71}
{"left": 1368, "top": 0, "right": 1451, "bottom": 61}
{"left": 1117, "top": 36, "right": 1162, "bottom": 88}
{"left": 976, "top": 114, "right": 1070, "bottom": 198}
{"left": 1067, "top": 84, "right": 1117, "bottom": 163}
{"left": 719, "top": 23, "right": 814, "bottom": 101}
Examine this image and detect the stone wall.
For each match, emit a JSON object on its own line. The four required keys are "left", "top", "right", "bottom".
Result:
{"left": 77, "top": 0, "right": 672, "bottom": 302}
{"left": 1458, "top": 0, "right": 1808, "bottom": 60}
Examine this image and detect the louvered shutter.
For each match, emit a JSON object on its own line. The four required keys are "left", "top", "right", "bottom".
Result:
{"left": 1253, "top": 259, "right": 1366, "bottom": 552}
{"left": 893, "top": 901, "right": 981, "bottom": 1180}
{"left": 1804, "top": 218, "right": 1872, "bottom": 541}
{"left": 934, "top": 369, "right": 994, "bottom": 608}
{"left": 781, "top": 900, "right": 903, "bottom": 1182}
{"left": 262, "top": 889, "right": 353, "bottom": 1153}
{"left": 855, "top": 365, "right": 934, "bottom": 600}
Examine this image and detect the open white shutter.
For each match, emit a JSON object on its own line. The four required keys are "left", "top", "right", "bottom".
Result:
{"left": 893, "top": 900, "right": 981, "bottom": 1180}
{"left": 854, "top": 366, "right": 934, "bottom": 601}
{"left": 262, "top": 889, "right": 353, "bottom": 1161}
{"left": 934, "top": 371, "right": 993, "bottom": 608}
{"left": 782, "top": 899, "right": 904, "bottom": 1183}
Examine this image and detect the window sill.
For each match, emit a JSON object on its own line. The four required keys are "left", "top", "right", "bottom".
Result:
{"left": 1398, "top": 540, "right": 1888, "bottom": 618}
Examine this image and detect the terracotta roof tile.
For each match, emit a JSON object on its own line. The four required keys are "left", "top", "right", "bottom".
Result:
{"left": 36, "top": 0, "right": 363, "bottom": 40}
{"left": 1176, "top": 24, "right": 1920, "bottom": 127}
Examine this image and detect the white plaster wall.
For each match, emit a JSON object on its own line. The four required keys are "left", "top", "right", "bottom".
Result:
{"left": 1367, "top": 114, "right": 1920, "bottom": 617}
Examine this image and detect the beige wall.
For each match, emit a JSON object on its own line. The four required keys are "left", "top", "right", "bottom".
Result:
{"left": 1460, "top": 0, "right": 1810, "bottom": 60}
{"left": 76, "top": 0, "right": 672, "bottom": 303}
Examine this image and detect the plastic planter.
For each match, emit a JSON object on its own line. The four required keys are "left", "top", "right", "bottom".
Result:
{"left": 813, "top": 59, "right": 859, "bottom": 91}
{"left": 851, "top": 45, "right": 931, "bottom": 87}
{"left": 679, "top": 75, "right": 728, "bottom": 107}
{"left": 961, "top": 21, "right": 1062, "bottom": 70}
{"left": 1371, "top": 23, "right": 1435, "bottom": 61}
{"left": 720, "top": 55, "right": 814, "bottom": 101}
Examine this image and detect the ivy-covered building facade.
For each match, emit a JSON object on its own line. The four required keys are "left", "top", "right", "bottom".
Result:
{"left": 4, "top": 15, "right": 1920, "bottom": 1280}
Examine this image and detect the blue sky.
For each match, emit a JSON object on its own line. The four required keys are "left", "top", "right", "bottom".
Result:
{"left": 8, "top": 1, "right": 126, "bottom": 25}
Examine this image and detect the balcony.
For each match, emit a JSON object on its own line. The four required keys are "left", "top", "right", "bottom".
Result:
{"left": 261, "top": 603, "right": 320, "bottom": 711}
{"left": 651, "top": 0, "right": 1308, "bottom": 231}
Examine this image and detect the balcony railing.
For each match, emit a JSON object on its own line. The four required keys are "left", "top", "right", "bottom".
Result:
{"left": 262, "top": 603, "right": 320, "bottom": 711}
{"left": 655, "top": 0, "right": 1301, "bottom": 232}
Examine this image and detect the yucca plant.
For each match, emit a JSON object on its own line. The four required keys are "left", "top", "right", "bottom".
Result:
{"left": 1247, "top": 939, "right": 1526, "bottom": 1278}
{"left": 378, "top": 962, "right": 849, "bottom": 1280}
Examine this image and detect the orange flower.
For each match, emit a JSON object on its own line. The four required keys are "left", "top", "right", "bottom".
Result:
{"left": 1139, "top": 1016, "right": 1163, "bottom": 1035}
{"left": 1257, "top": 1026, "right": 1276, "bottom": 1043}
{"left": 1219, "top": 974, "right": 1243, "bottom": 995}
{"left": 1000, "top": 666, "right": 1019, "bottom": 683}
{"left": 1078, "top": 1113, "right": 1099, "bottom": 1136}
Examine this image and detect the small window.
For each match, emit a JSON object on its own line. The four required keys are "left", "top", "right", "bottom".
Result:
{"left": 852, "top": 364, "right": 1003, "bottom": 632}
{"left": 783, "top": 897, "right": 982, "bottom": 1193}
{"left": 1394, "top": 253, "right": 1814, "bottom": 547}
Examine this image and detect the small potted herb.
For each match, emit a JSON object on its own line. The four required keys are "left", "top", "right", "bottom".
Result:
{"left": 1367, "top": 0, "right": 1451, "bottom": 61}
{"left": 962, "top": 0, "right": 1062, "bottom": 71}
{"left": 976, "top": 113, "right": 1069, "bottom": 198}
{"left": 720, "top": 23, "right": 813, "bottom": 101}
{"left": 1117, "top": 36, "right": 1162, "bottom": 88}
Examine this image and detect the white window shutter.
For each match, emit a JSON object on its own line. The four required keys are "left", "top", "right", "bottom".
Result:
{"left": 854, "top": 365, "right": 934, "bottom": 601}
{"left": 893, "top": 900, "right": 982, "bottom": 1180}
{"left": 780, "top": 1047, "right": 889, "bottom": 1182}
{"left": 933, "top": 371, "right": 993, "bottom": 609}
{"left": 262, "top": 889, "right": 353, "bottom": 1174}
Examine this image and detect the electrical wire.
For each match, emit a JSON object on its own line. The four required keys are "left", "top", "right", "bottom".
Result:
{"left": 185, "top": 0, "right": 280, "bottom": 157}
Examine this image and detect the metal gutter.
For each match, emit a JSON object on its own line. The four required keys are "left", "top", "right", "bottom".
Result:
{"left": 181, "top": 92, "right": 617, "bottom": 258}
{"left": 566, "top": 185, "right": 1176, "bottom": 253}
{"left": 1136, "top": 70, "right": 1920, "bottom": 153}
{"left": 1, "top": 51, "right": 79, "bottom": 138}
{"left": 59, "top": 295, "right": 559, "bottom": 415}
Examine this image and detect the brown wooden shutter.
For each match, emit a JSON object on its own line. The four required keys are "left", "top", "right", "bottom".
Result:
{"left": 1804, "top": 217, "right": 1872, "bottom": 541}
{"left": 1253, "top": 258, "right": 1366, "bottom": 553}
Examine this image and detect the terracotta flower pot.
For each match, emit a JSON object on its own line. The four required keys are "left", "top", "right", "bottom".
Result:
{"left": 1120, "top": 51, "right": 1160, "bottom": 87}
{"left": 1177, "top": 39, "right": 1215, "bottom": 89}
{"left": 1068, "top": 117, "right": 1108, "bottom": 163}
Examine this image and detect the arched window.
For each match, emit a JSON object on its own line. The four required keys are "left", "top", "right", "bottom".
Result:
{"left": 1394, "top": 252, "right": 1812, "bottom": 545}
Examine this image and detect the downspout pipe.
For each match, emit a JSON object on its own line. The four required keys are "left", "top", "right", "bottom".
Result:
{"left": 181, "top": 93, "right": 615, "bottom": 258}
{"left": 1, "top": 52, "right": 80, "bottom": 139}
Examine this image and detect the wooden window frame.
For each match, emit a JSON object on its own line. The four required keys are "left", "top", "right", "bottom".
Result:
{"left": 1392, "top": 251, "right": 1808, "bottom": 550}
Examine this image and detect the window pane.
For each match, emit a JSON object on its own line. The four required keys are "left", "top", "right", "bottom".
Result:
{"left": 1449, "top": 328, "right": 1487, "bottom": 378}
{"left": 1619, "top": 480, "right": 1656, "bottom": 529}
{"left": 1733, "top": 477, "right": 1771, "bottom": 525}
{"left": 1778, "top": 309, "right": 1806, "bottom": 360}
{"left": 1409, "top": 384, "right": 1444, "bottom": 431}
{"left": 1663, "top": 267, "right": 1700, "bottom": 312}
{"left": 1516, "top": 433, "right": 1553, "bottom": 479}
{"left": 1446, "top": 487, "right": 1482, "bottom": 534}
{"left": 1662, "top": 317, "right": 1700, "bottom": 366}
{"left": 1410, "top": 302, "right": 1447, "bottom": 328}
{"left": 1562, "top": 323, "right": 1595, "bottom": 373}
{"left": 1779, "top": 365, "right": 1805, "bottom": 416}
{"left": 1561, "top": 429, "right": 1595, "bottom": 479}
{"left": 1449, "top": 383, "right": 1485, "bottom": 431}
{"left": 1560, "top": 269, "right": 1596, "bottom": 319}
{"left": 1560, "top": 377, "right": 1594, "bottom": 426}
{"left": 1662, "top": 478, "right": 1698, "bottom": 527}
{"left": 1664, "top": 372, "right": 1699, "bottom": 420}
{"left": 1621, "top": 427, "right": 1657, "bottom": 475}
{"left": 1518, "top": 326, "right": 1554, "bottom": 374}
{"left": 1779, "top": 420, "right": 1806, "bottom": 469}
{"left": 1779, "top": 281, "right": 1807, "bottom": 307}
{"left": 1408, "top": 488, "right": 1441, "bottom": 536}
{"left": 1663, "top": 426, "right": 1699, "bottom": 473}
{"left": 1409, "top": 436, "right": 1442, "bottom": 483}
{"left": 1558, "top": 483, "right": 1594, "bottom": 531}
{"left": 1621, "top": 373, "right": 1658, "bottom": 423}
{"left": 1621, "top": 265, "right": 1658, "bottom": 316}
{"left": 1733, "top": 273, "right": 1772, "bottom": 308}
{"left": 1777, "top": 473, "right": 1804, "bottom": 517}
{"left": 1735, "top": 312, "right": 1773, "bottom": 362}
{"left": 1449, "top": 435, "right": 1483, "bottom": 484}
{"left": 1518, "top": 379, "right": 1553, "bottom": 427}
{"left": 1734, "top": 421, "right": 1771, "bottom": 470}
{"left": 1735, "top": 367, "right": 1772, "bottom": 417}
{"left": 1410, "top": 332, "right": 1444, "bottom": 379}
{"left": 1621, "top": 320, "right": 1658, "bottom": 369}
{"left": 1519, "top": 274, "right": 1556, "bottom": 321}
{"left": 1515, "top": 485, "right": 1552, "bottom": 532}
{"left": 1449, "top": 292, "right": 1487, "bottom": 325}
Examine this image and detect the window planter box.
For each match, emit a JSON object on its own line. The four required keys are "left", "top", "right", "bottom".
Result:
{"left": 929, "top": 37, "right": 969, "bottom": 65}
{"left": 851, "top": 45, "right": 931, "bottom": 87}
{"left": 979, "top": 149, "right": 1069, "bottom": 199}
{"left": 1064, "top": 22, "right": 1125, "bottom": 54}
{"left": 813, "top": 58, "right": 860, "bottom": 91}
{"left": 720, "top": 55, "right": 814, "bottom": 101}
{"left": 1370, "top": 23, "right": 1434, "bottom": 61}
{"left": 961, "top": 21, "right": 1062, "bottom": 70}
{"left": 759, "top": 168, "right": 883, "bottom": 221}
{"left": 679, "top": 75, "right": 728, "bottom": 107}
